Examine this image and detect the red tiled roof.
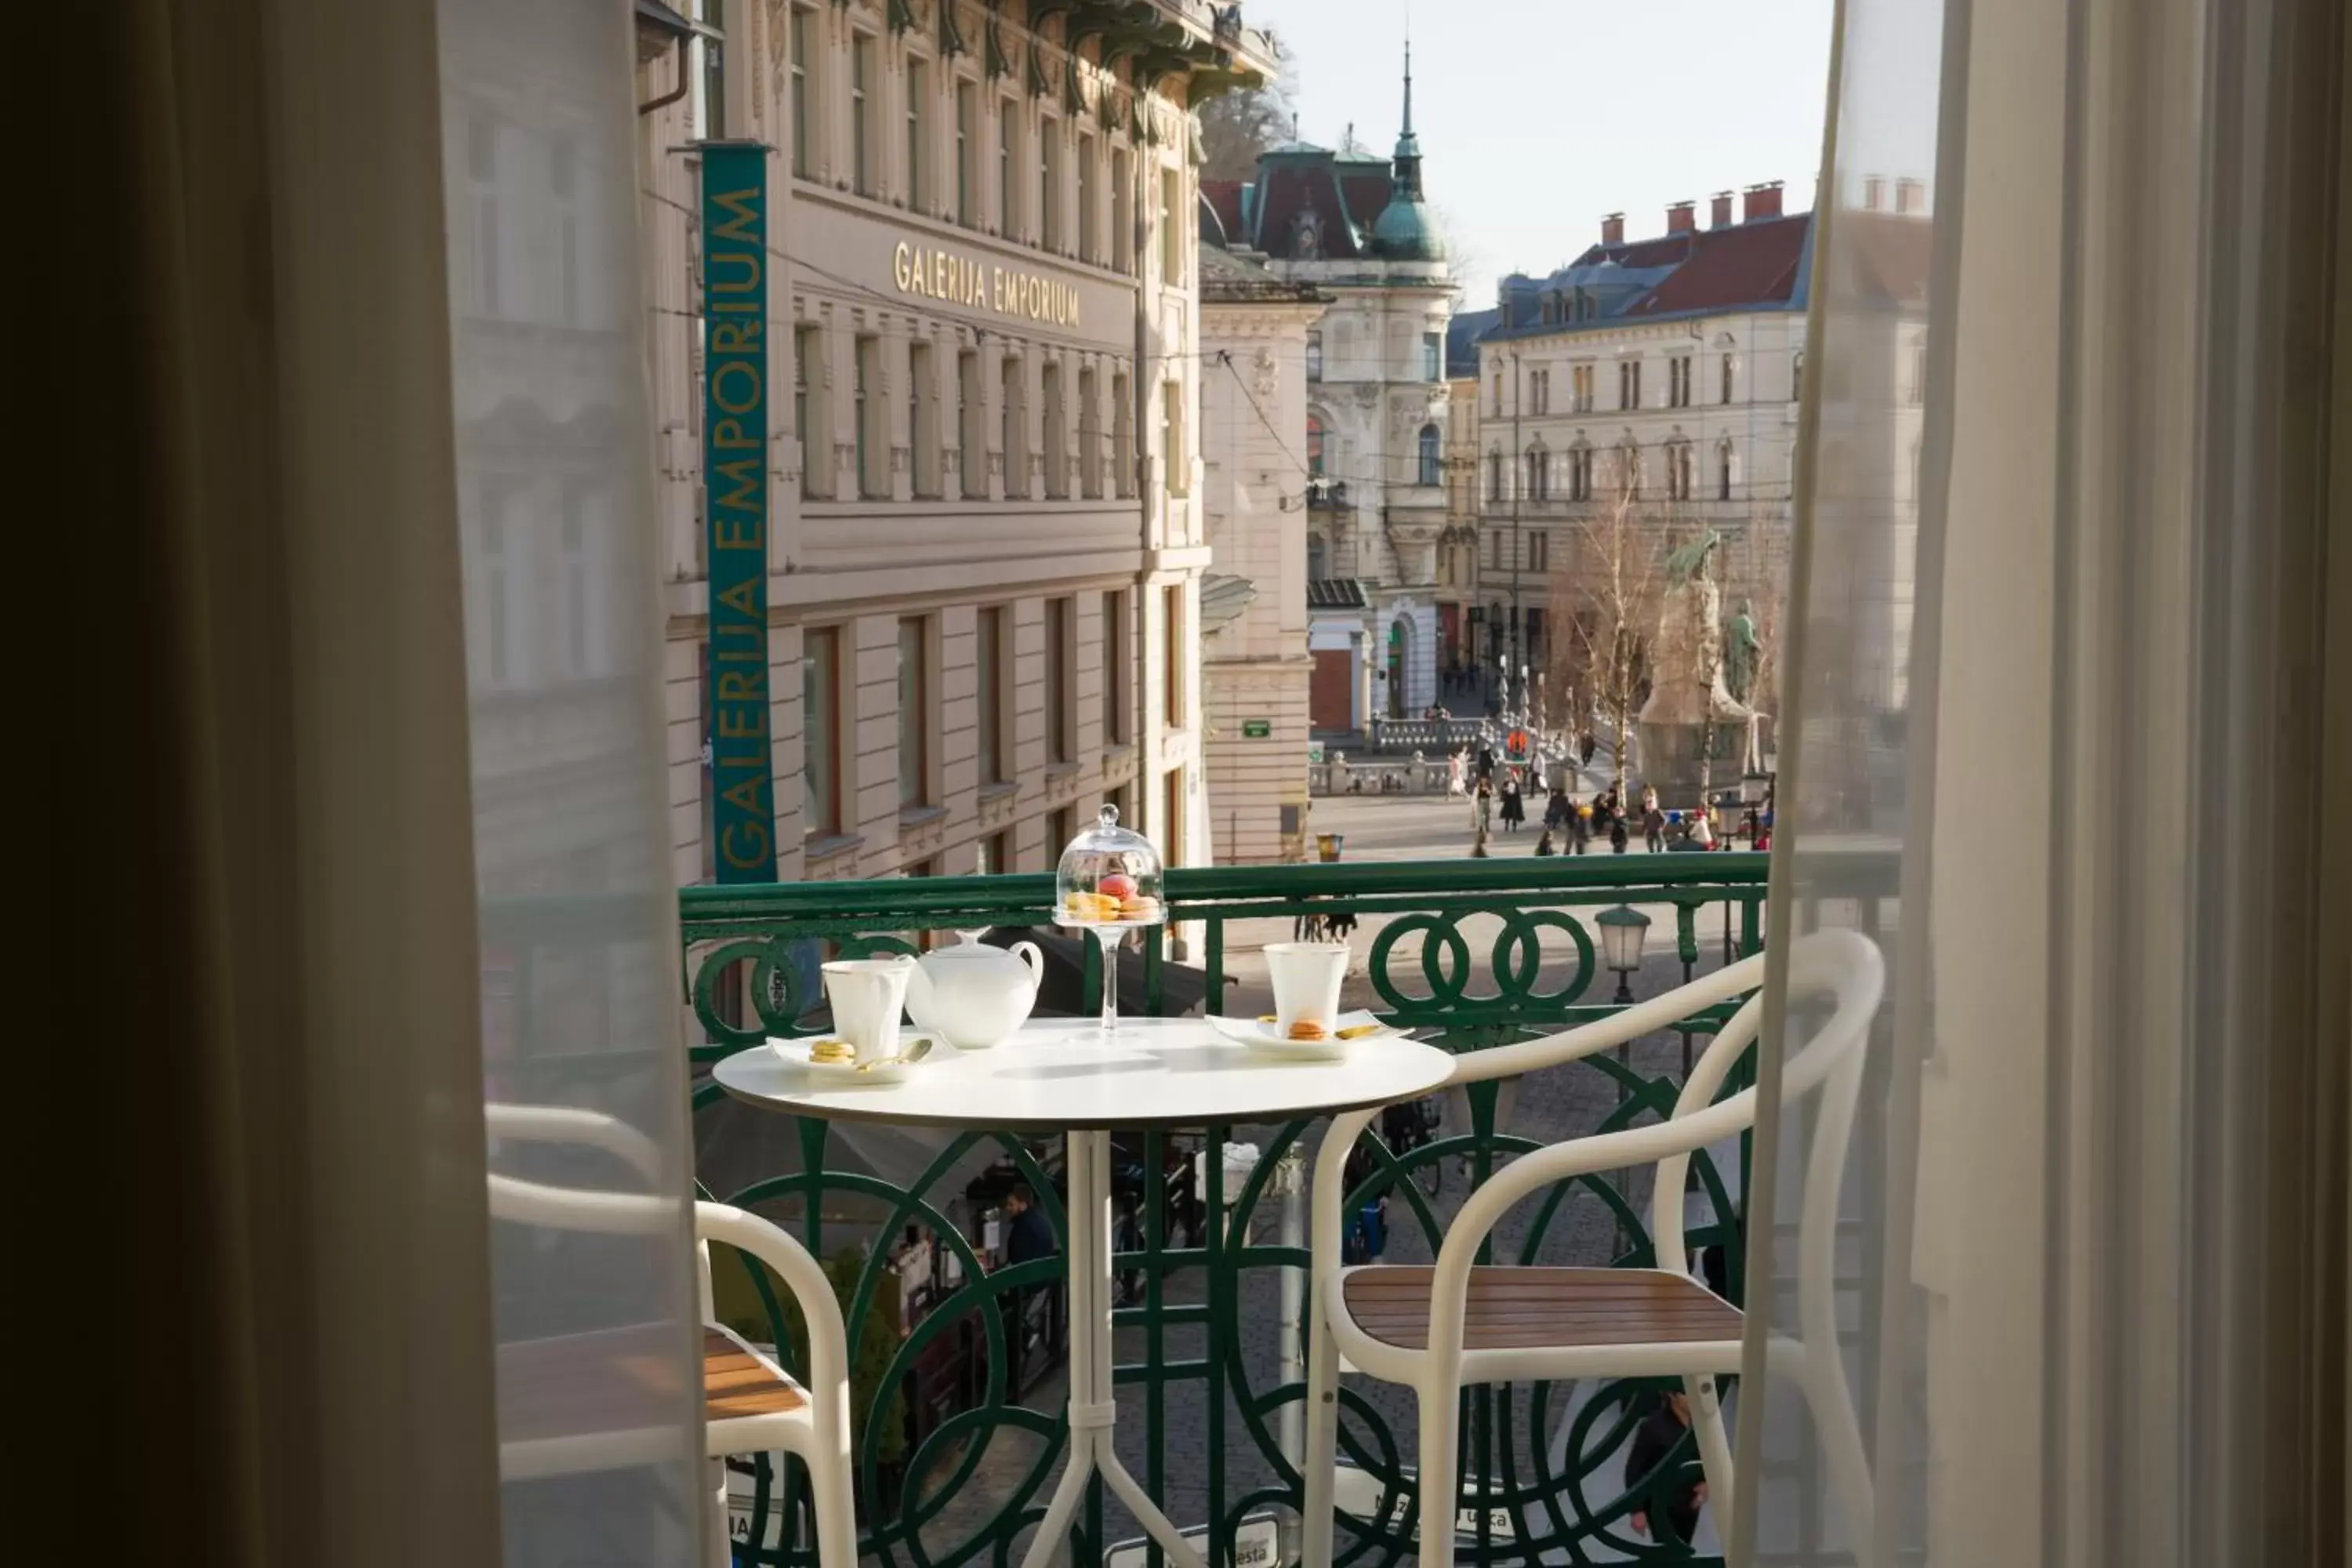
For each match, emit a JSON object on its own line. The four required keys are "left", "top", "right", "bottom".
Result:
{"left": 1625, "top": 215, "right": 1810, "bottom": 315}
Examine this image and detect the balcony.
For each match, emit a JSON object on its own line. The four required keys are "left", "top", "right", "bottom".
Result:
{"left": 673, "top": 851, "right": 1895, "bottom": 1567}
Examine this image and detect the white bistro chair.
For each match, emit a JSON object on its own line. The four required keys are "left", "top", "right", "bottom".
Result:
{"left": 483, "top": 1105, "right": 857, "bottom": 1568}
{"left": 1299, "top": 929, "right": 1883, "bottom": 1568}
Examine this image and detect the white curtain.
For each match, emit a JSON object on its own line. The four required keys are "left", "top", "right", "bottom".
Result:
{"left": 1742, "top": 0, "right": 2351, "bottom": 1563}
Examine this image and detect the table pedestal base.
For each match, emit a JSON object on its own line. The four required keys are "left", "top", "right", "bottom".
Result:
{"left": 1019, "top": 1131, "right": 1207, "bottom": 1568}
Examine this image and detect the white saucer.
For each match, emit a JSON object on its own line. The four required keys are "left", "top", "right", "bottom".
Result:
{"left": 1205, "top": 1010, "right": 1406, "bottom": 1062}
{"left": 765, "top": 1035, "right": 935, "bottom": 1086}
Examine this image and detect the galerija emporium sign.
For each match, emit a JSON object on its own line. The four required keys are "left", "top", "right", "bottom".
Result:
{"left": 700, "top": 141, "right": 776, "bottom": 883}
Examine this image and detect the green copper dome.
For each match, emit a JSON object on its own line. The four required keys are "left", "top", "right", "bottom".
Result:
{"left": 1373, "top": 194, "right": 1445, "bottom": 260}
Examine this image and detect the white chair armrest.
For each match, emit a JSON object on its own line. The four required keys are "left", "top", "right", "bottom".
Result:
{"left": 483, "top": 1102, "right": 665, "bottom": 1185}
{"left": 696, "top": 1202, "right": 850, "bottom": 1425}
{"left": 1439, "top": 950, "right": 1766, "bottom": 1087}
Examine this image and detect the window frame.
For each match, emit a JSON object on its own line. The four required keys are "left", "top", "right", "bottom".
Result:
{"left": 803, "top": 626, "right": 844, "bottom": 837}
{"left": 897, "top": 615, "right": 932, "bottom": 811}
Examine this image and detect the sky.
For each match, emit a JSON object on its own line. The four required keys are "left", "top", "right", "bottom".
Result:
{"left": 1240, "top": 0, "right": 1839, "bottom": 305}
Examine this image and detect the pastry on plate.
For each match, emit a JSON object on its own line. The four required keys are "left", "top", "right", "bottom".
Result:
{"left": 1286, "top": 1019, "right": 1330, "bottom": 1042}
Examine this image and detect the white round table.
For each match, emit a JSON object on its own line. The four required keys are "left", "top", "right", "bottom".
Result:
{"left": 713, "top": 1015, "right": 1454, "bottom": 1568}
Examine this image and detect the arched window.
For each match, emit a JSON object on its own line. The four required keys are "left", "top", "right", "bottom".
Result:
{"left": 1305, "top": 330, "right": 1323, "bottom": 381}
{"left": 1617, "top": 441, "right": 1642, "bottom": 498}
{"left": 1487, "top": 446, "right": 1505, "bottom": 501}
{"left": 1417, "top": 423, "right": 1442, "bottom": 487}
{"left": 1525, "top": 445, "right": 1548, "bottom": 501}
{"left": 1306, "top": 413, "right": 1325, "bottom": 477}
{"left": 1718, "top": 438, "right": 1736, "bottom": 501}
{"left": 1720, "top": 350, "right": 1737, "bottom": 404}
{"left": 1569, "top": 442, "right": 1593, "bottom": 501}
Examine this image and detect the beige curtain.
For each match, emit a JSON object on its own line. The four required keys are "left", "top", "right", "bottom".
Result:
{"left": 54, "top": 1, "right": 703, "bottom": 1564}
{"left": 1740, "top": 0, "right": 2350, "bottom": 1564}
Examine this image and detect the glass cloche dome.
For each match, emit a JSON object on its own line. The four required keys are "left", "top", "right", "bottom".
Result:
{"left": 1055, "top": 804, "right": 1164, "bottom": 927}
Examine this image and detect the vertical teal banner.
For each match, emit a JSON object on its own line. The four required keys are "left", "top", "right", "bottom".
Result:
{"left": 701, "top": 141, "right": 776, "bottom": 883}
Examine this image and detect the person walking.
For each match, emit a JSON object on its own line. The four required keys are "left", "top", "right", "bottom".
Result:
{"left": 1691, "top": 806, "right": 1717, "bottom": 850}
{"left": 1473, "top": 777, "right": 1494, "bottom": 839}
{"left": 1499, "top": 773, "right": 1526, "bottom": 833}
{"left": 1476, "top": 743, "right": 1497, "bottom": 784}
{"left": 1642, "top": 797, "right": 1668, "bottom": 855}
{"left": 1609, "top": 808, "right": 1631, "bottom": 854}
{"left": 1544, "top": 784, "right": 1572, "bottom": 833}
{"left": 1570, "top": 798, "right": 1592, "bottom": 855}
{"left": 1624, "top": 1389, "right": 1708, "bottom": 1549}
{"left": 1580, "top": 729, "right": 1598, "bottom": 768}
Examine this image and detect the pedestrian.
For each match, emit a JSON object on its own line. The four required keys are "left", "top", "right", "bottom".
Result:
{"left": 1473, "top": 777, "right": 1494, "bottom": 838}
{"left": 1534, "top": 829, "right": 1556, "bottom": 857}
{"left": 1499, "top": 773, "right": 1526, "bottom": 833}
{"left": 1643, "top": 797, "right": 1668, "bottom": 855}
{"left": 1476, "top": 744, "right": 1497, "bottom": 783}
{"left": 1624, "top": 1389, "right": 1708, "bottom": 1549}
{"left": 1691, "top": 806, "right": 1716, "bottom": 850}
{"left": 1544, "top": 783, "right": 1572, "bottom": 831}
{"left": 1609, "top": 811, "right": 1630, "bottom": 854}
{"left": 1580, "top": 730, "right": 1598, "bottom": 767}
{"left": 1570, "top": 799, "right": 1592, "bottom": 854}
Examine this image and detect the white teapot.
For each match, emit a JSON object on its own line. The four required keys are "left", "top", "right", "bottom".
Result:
{"left": 902, "top": 930, "right": 1045, "bottom": 1050}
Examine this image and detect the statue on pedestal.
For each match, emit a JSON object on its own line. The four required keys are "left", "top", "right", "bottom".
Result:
{"left": 1636, "top": 529, "right": 1758, "bottom": 803}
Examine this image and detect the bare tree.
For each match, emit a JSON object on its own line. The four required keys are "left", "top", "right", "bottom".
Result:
{"left": 1546, "top": 487, "right": 1671, "bottom": 796}
{"left": 1197, "top": 31, "right": 1294, "bottom": 183}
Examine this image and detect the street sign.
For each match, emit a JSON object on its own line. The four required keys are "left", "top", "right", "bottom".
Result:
{"left": 1242, "top": 718, "right": 1272, "bottom": 739}
{"left": 1331, "top": 1464, "right": 1515, "bottom": 1543}
{"left": 1105, "top": 1514, "right": 1279, "bottom": 1568}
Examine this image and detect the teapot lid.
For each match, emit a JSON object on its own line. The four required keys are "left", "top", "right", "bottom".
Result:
{"left": 927, "top": 928, "right": 1003, "bottom": 957}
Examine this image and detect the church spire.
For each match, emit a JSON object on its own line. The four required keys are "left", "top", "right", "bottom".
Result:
{"left": 1390, "top": 35, "right": 1423, "bottom": 196}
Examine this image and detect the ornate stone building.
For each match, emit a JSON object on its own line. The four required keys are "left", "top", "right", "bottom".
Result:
{"left": 626, "top": 2, "right": 1275, "bottom": 889}
{"left": 1201, "top": 46, "right": 1453, "bottom": 730}
{"left": 1197, "top": 215, "right": 1327, "bottom": 862}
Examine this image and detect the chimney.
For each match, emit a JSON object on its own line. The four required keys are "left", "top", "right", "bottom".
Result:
{"left": 1710, "top": 191, "right": 1734, "bottom": 228}
{"left": 1863, "top": 175, "right": 1885, "bottom": 211}
{"left": 1895, "top": 176, "right": 1926, "bottom": 215}
{"left": 1742, "top": 180, "right": 1784, "bottom": 223}
{"left": 1600, "top": 212, "right": 1625, "bottom": 246}
{"left": 1666, "top": 200, "right": 1697, "bottom": 234}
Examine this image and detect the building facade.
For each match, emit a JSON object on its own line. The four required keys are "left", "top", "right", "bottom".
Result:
{"left": 1471, "top": 183, "right": 1929, "bottom": 721}
{"left": 630, "top": 1, "right": 1273, "bottom": 891}
{"left": 1203, "top": 49, "right": 1452, "bottom": 732}
{"left": 1197, "top": 226, "right": 1327, "bottom": 863}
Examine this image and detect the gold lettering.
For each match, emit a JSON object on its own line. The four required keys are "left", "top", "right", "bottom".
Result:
{"left": 713, "top": 458, "right": 763, "bottom": 513}
{"left": 720, "top": 821, "right": 772, "bottom": 869}
{"left": 713, "top": 513, "right": 764, "bottom": 550}
{"left": 707, "top": 249, "right": 761, "bottom": 295}
{"left": 710, "top": 319, "right": 761, "bottom": 354}
{"left": 709, "top": 188, "right": 761, "bottom": 244}
{"left": 934, "top": 250, "right": 949, "bottom": 299}
{"left": 717, "top": 670, "right": 763, "bottom": 701}
{"left": 893, "top": 242, "right": 912, "bottom": 291}
{"left": 717, "top": 707, "right": 764, "bottom": 739}
{"left": 720, "top": 775, "right": 767, "bottom": 814}
{"left": 713, "top": 417, "right": 758, "bottom": 451}
{"left": 717, "top": 576, "right": 763, "bottom": 617}
{"left": 711, "top": 360, "right": 761, "bottom": 415}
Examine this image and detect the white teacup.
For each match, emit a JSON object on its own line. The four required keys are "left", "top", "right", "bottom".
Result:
{"left": 822, "top": 957, "right": 914, "bottom": 1063}
{"left": 1264, "top": 942, "right": 1348, "bottom": 1039}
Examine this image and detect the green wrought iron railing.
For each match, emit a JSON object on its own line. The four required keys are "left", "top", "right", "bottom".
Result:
{"left": 673, "top": 853, "right": 1885, "bottom": 1568}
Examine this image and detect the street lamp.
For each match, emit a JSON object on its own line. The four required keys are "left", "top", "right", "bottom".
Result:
{"left": 1596, "top": 904, "right": 1651, "bottom": 1004}
{"left": 1740, "top": 766, "right": 1777, "bottom": 845}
